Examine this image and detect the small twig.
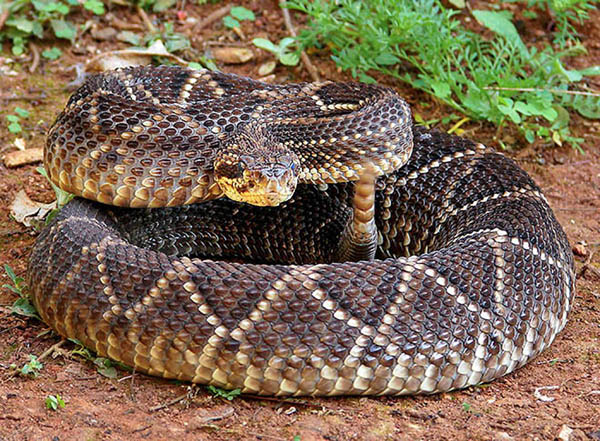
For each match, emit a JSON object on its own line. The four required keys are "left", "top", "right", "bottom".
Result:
{"left": 192, "top": 4, "right": 231, "bottom": 33}
{"left": 3, "top": 339, "right": 66, "bottom": 380}
{"left": 280, "top": 2, "right": 320, "bottom": 82}
{"left": 534, "top": 385, "right": 559, "bottom": 402}
{"left": 484, "top": 86, "right": 600, "bottom": 97}
{"left": 149, "top": 391, "right": 188, "bottom": 412}
{"left": 129, "top": 366, "right": 137, "bottom": 402}
{"left": 132, "top": 424, "right": 152, "bottom": 433}
{"left": 136, "top": 5, "right": 156, "bottom": 33}
{"left": 29, "top": 42, "right": 40, "bottom": 73}
{"left": 38, "top": 339, "right": 66, "bottom": 361}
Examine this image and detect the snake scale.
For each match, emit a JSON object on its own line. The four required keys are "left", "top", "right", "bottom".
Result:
{"left": 28, "top": 66, "right": 575, "bottom": 396}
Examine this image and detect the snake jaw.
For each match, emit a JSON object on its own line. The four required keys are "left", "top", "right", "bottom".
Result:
{"left": 215, "top": 151, "right": 300, "bottom": 207}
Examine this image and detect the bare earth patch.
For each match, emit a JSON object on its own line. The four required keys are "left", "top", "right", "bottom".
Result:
{"left": 1, "top": 1, "right": 599, "bottom": 440}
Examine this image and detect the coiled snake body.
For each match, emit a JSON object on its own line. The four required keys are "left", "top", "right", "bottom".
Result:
{"left": 28, "top": 66, "right": 575, "bottom": 396}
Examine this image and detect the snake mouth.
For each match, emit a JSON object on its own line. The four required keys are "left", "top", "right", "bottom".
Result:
{"left": 216, "top": 167, "right": 298, "bottom": 207}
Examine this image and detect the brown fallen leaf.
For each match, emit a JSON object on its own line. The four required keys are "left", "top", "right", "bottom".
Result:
{"left": 3, "top": 147, "right": 44, "bottom": 168}
{"left": 85, "top": 40, "right": 188, "bottom": 73}
{"left": 11, "top": 190, "right": 57, "bottom": 227}
{"left": 258, "top": 60, "right": 276, "bottom": 76}
{"left": 212, "top": 47, "right": 254, "bottom": 64}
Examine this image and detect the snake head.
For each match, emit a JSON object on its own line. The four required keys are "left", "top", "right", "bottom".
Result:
{"left": 214, "top": 132, "right": 300, "bottom": 207}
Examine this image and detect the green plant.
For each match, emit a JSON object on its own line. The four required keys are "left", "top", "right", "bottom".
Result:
{"left": 143, "top": 22, "right": 190, "bottom": 53}
{"left": 6, "top": 107, "right": 30, "bottom": 134}
{"left": 69, "top": 338, "right": 123, "bottom": 378}
{"left": 207, "top": 385, "right": 241, "bottom": 400}
{"left": 45, "top": 394, "right": 66, "bottom": 410}
{"left": 0, "top": 0, "right": 105, "bottom": 56}
{"left": 223, "top": 6, "right": 255, "bottom": 29}
{"left": 513, "top": 0, "right": 597, "bottom": 46}
{"left": 36, "top": 167, "right": 73, "bottom": 224}
{"left": 42, "top": 46, "right": 62, "bottom": 59}
{"left": 20, "top": 355, "right": 44, "bottom": 377}
{"left": 3, "top": 264, "right": 38, "bottom": 318}
{"left": 253, "top": 37, "right": 299, "bottom": 66}
{"left": 285, "top": 0, "right": 600, "bottom": 150}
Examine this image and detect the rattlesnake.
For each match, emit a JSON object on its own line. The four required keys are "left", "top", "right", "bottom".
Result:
{"left": 28, "top": 66, "right": 574, "bottom": 396}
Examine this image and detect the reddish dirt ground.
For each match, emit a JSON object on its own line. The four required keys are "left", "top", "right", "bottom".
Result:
{"left": 1, "top": 1, "right": 599, "bottom": 440}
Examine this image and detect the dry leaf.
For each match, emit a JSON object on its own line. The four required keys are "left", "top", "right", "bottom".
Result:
{"left": 258, "top": 60, "right": 276, "bottom": 76}
{"left": 3, "top": 147, "right": 43, "bottom": 168}
{"left": 212, "top": 47, "right": 254, "bottom": 64}
{"left": 11, "top": 190, "right": 57, "bottom": 227}
{"left": 14, "top": 138, "right": 26, "bottom": 151}
{"left": 85, "top": 40, "right": 188, "bottom": 72}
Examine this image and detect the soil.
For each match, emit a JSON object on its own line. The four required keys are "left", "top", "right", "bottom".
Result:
{"left": 0, "top": 1, "right": 599, "bottom": 440}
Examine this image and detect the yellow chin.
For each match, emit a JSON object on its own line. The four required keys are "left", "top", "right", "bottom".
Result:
{"left": 236, "top": 191, "right": 293, "bottom": 207}
{"left": 218, "top": 179, "right": 296, "bottom": 207}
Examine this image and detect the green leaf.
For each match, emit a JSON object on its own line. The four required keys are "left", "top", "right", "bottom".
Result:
{"left": 32, "top": 21, "right": 44, "bottom": 39}
{"left": 280, "top": 52, "right": 299, "bottom": 66}
{"left": 430, "top": 80, "right": 451, "bottom": 99}
{"left": 45, "top": 394, "right": 65, "bottom": 411}
{"left": 94, "top": 357, "right": 118, "bottom": 378}
{"left": 152, "top": 0, "right": 176, "bottom": 12}
{"left": 7, "top": 18, "right": 34, "bottom": 34}
{"left": 42, "top": 47, "right": 63, "bottom": 60}
{"left": 116, "top": 30, "right": 140, "bottom": 45}
{"left": 207, "top": 385, "right": 241, "bottom": 400}
{"left": 562, "top": 94, "right": 600, "bottom": 119}
{"left": 374, "top": 52, "right": 400, "bottom": 66}
{"left": 230, "top": 6, "right": 255, "bottom": 21}
{"left": 51, "top": 19, "right": 77, "bottom": 41}
{"left": 21, "top": 355, "right": 43, "bottom": 376}
{"left": 576, "top": 65, "right": 600, "bottom": 76}
{"left": 6, "top": 115, "right": 20, "bottom": 122}
{"left": 358, "top": 72, "right": 376, "bottom": 84}
{"left": 83, "top": 0, "right": 105, "bottom": 14}
{"left": 524, "top": 128, "right": 535, "bottom": 143}
{"left": 514, "top": 100, "right": 534, "bottom": 116}
{"left": 8, "top": 122, "right": 22, "bottom": 133}
{"left": 36, "top": 166, "right": 74, "bottom": 207}
{"left": 252, "top": 38, "right": 278, "bottom": 53}
{"left": 4, "top": 264, "right": 17, "bottom": 283}
{"left": 12, "top": 298, "right": 39, "bottom": 318}
{"left": 497, "top": 98, "right": 521, "bottom": 123}
{"left": 187, "top": 62, "right": 204, "bottom": 70}
{"left": 223, "top": 15, "right": 240, "bottom": 29}
{"left": 56, "top": 3, "right": 70, "bottom": 14}
{"left": 551, "top": 105, "right": 570, "bottom": 129}
{"left": 472, "top": 10, "right": 528, "bottom": 58}
{"left": 3, "top": 283, "right": 20, "bottom": 295}
{"left": 166, "top": 35, "right": 190, "bottom": 53}
{"left": 448, "top": 0, "right": 465, "bottom": 7}
{"left": 12, "top": 41, "right": 25, "bottom": 56}
{"left": 15, "top": 107, "right": 30, "bottom": 118}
